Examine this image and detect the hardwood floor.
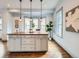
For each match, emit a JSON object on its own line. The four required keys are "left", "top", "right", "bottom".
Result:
{"left": 2, "top": 40, "right": 71, "bottom": 58}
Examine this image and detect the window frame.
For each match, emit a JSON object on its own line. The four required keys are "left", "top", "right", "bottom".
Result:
{"left": 0, "top": 17, "right": 2, "bottom": 38}
{"left": 24, "top": 17, "right": 46, "bottom": 32}
{"left": 55, "top": 7, "right": 63, "bottom": 38}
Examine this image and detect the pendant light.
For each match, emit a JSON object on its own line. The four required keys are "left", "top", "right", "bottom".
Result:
{"left": 19, "top": 0, "right": 22, "bottom": 32}
{"left": 30, "top": 0, "right": 32, "bottom": 19}
{"left": 19, "top": 0, "right": 22, "bottom": 19}
{"left": 38, "top": 0, "right": 42, "bottom": 31}
{"left": 30, "top": 0, "right": 32, "bottom": 32}
{"left": 15, "top": 0, "right": 22, "bottom": 32}
{"left": 40, "top": 0, "right": 43, "bottom": 19}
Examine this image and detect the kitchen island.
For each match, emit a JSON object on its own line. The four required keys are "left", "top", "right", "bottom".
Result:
{"left": 7, "top": 32, "right": 48, "bottom": 52}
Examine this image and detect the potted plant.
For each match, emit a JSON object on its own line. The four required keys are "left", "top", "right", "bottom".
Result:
{"left": 29, "top": 22, "right": 35, "bottom": 33}
{"left": 46, "top": 21, "right": 53, "bottom": 40}
{"left": 32, "top": 22, "right": 35, "bottom": 30}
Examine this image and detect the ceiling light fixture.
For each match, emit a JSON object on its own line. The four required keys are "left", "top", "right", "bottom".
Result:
{"left": 30, "top": 0, "right": 32, "bottom": 19}
{"left": 9, "top": 9, "right": 19, "bottom": 12}
{"left": 30, "top": 0, "right": 32, "bottom": 30}
{"left": 40, "top": 0, "right": 43, "bottom": 19}
{"left": 19, "top": 0, "right": 22, "bottom": 19}
{"left": 29, "top": 0, "right": 34, "bottom": 33}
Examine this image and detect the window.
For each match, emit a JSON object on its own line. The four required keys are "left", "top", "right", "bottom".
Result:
{"left": 40, "top": 18, "right": 46, "bottom": 32}
{"left": 55, "top": 7, "right": 63, "bottom": 37}
{"left": 33, "top": 18, "right": 38, "bottom": 31}
{"left": 0, "top": 17, "right": 2, "bottom": 38}
{"left": 24, "top": 18, "right": 46, "bottom": 32}
{"left": 25, "top": 18, "right": 31, "bottom": 32}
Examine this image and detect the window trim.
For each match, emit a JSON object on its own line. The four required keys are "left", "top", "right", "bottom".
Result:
{"left": 24, "top": 18, "right": 46, "bottom": 32}
{"left": 55, "top": 7, "right": 63, "bottom": 38}
{"left": 0, "top": 17, "right": 2, "bottom": 38}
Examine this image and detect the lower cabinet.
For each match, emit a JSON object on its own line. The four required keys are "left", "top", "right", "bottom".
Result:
{"left": 8, "top": 36, "right": 21, "bottom": 51}
{"left": 41, "top": 39, "right": 48, "bottom": 51}
{"left": 21, "top": 37, "right": 35, "bottom": 51}
{"left": 35, "top": 36, "right": 48, "bottom": 51}
{"left": 8, "top": 34, "right": 48, "bottom": 52}
{"left": 35, "top": 38, "right": 41, "bottom": 51}
{"left": 22, "top": 45, "right": 35, "bottom": 51}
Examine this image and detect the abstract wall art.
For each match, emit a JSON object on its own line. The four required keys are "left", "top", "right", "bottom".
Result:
{"left": 66, "top": 6, "right": 79, "bottom": 32}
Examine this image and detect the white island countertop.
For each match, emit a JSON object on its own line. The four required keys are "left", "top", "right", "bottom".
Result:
{"left": 8, "top": 32, "right": 48, "bottom": 35}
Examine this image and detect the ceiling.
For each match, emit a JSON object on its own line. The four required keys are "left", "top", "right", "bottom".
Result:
{"left": 0, "top": 0, "right": 59, "bottom": 17}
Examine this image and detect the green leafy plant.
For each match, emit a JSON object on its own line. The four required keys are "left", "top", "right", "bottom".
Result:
{"left": 29, "top": 22, "right": 35, "bottom": 33}
{"left": 46, "top": 21, "right": 53, "bottom": 32}
{"left": 46, "top": 21, "right": 53, "bottom": 38}
{"left": 32, "top": 22, "right": 35, "bottom": 29}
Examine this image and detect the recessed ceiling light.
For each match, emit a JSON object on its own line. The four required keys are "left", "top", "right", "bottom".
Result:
{"left": 9, "top": 9, "right": 19, "bottom": 12}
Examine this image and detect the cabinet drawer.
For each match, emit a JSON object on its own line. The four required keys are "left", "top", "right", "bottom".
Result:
{"left": 22, "top": 44, "right": 34, "bottom": 47}
{"left": 31, "top": 35, "right": 37, "bottom": 38}
{"left": 8, "top": 37, "right": 21, "bottom": 51}
{"left": 24, "top": 35, "right": 31, "bottom": 38}
{"left": 22, "top": 45, "right": 35, "bottom": 51}
{"left": 40, "top": 35, "right": 47, "bottom": 38}
{"left": 22, "top": 39, "right": 35, "bottom": 44}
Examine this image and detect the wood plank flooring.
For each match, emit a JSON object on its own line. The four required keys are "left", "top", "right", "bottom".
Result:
{"left": 2, "top": 40, "right": 71, "bottom": 58}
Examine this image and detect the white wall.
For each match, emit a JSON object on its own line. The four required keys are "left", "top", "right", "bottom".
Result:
{"left": 53, "top": 0, "right": 79, "bottom": 57}
{"left": 2, "top": 10, "right": 13, "bottom": 41}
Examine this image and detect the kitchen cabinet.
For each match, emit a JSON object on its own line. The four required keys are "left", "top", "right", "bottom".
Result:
{"left": 8, "top": 32, "right": 48, "bottom": 52}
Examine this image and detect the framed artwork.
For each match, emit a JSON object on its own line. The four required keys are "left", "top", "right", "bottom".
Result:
{"left": 66, "top": 6, "right": 79, "bottom": 32}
